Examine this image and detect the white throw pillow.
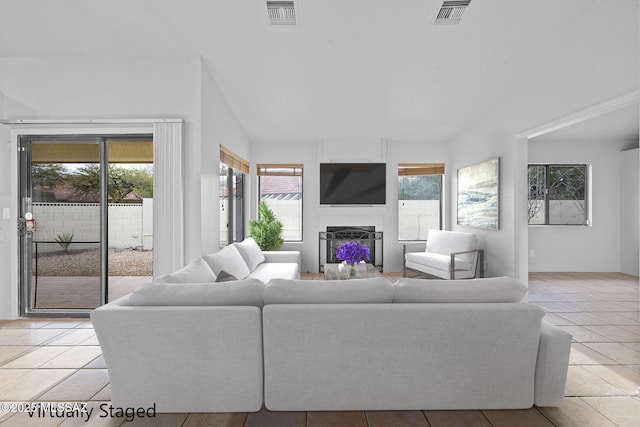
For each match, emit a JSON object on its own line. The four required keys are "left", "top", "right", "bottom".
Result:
{"left": 393, "top": 276, "right": 527, "bottom": 303}
{"left": 234, "top": 237, "right": 266, "bottom": 272}
{"left": 155, "top": 258, "right": 217, "bottom": 284}
{"left": 202, "top": 245, "right": 251, "bottom": 280}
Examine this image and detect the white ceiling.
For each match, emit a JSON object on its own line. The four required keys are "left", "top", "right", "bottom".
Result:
{"left": 0, "top": 0, "right": 638, "bottom": 143}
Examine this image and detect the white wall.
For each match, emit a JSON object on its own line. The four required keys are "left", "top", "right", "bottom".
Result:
{"left": 251, "top": 139, "right": 449, "bottom": 273}
{"left": 528, "top": 139, "right": 636, "bottom": 272}
{"left": 621, "top": 148, "right": 639, "bottom": 275}
{"left": 31, "top": 202, "right": 153, "bottom": 251}
{"left": 447, "top": 131, "right": 517, "bottom": 278}
{"left": 197, "top": 61, "right": 251, "bottom": 260}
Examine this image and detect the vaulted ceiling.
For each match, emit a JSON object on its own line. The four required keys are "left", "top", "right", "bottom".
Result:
{"left": 0, "top": 0, "right": 637, "bottom": 143}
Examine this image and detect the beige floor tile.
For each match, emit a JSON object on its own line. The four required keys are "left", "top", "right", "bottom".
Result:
{"left": 0, "top": 346, "right": 32, "bottom": 365}
{"left": 584, "top": 343, "right": 640, "bottom": 364}
{"left": 5, "top": 329, "right": 69, "bottom": 346}
{"left": 0, "top": 411, "right": 64, "bottom": 426}
{"left": 563, "top": 301, "right": 632, "bottom": 312}
{"left": 481, "top": 408, "right": 554, "bottom": 427}
{"left": 0, "top": 329, "right": 34, "bottom": 345}
{"left": 74, "top": 320, "right": 95, "bottom": 329}
{"left": 565, "top": 366, "right": 627, "bottom": 396}
{"left": 42, "top": 320, "right": 85, "bottom": 329}
{"left": 581, "top": 396, "right": 640, "bottom": 427}
{"left": 119, "top": 412, "right": 187, "bottom": 426}
{"left": 366, "top": 410, "right": 429, "bottom": 427}
{"left": 0, "top": 368, "right": 32, "bottom": 389}
{"left": 557, "top": 325, "right": 612, "bottom": 343}
{"left": 2, "top": 346, "right": 72, "bottom": 368}
{"left": 423, "top": 410, "right": 491, "bottom": 427}
{"left": 0, "top": 369, "right": 75, "bottom": 400}
{"left": 245, "top": 407, "right": 306, "bottom": 427}
{"left": 623, "top": 342, "right": 640, "bottom": 351}
{"left": 79, "top": 335, "right": 100, "bottom": 346}
{"left": 38, "top": 369, "right": 110, "bottom": 401}
{"left": 542, "top": 313, "right": 576, "bottom": 326}
{"left": 585, "top": 312, "right": 640, "bottom": 325}
{"left": 569, "top": 343, "right": 618, "bottom": 365}
{"left": 40, "top": 346, "right": 102, "bottom": 369}
{"left": 84, "top": 354, "right": 107, "bottom": 369}
{"left": 307, "top": 411, "right": 367, "bottom": 427}
{"left": 582, "top": 365, "right": 640, "bottom": 395}
{"left": 1, "top": 319, "right": 54, "bottom": 328}
{"left": 619, "top": 324, "right": 640, "bottom": 335}
{"left": 46, "top": 329, "right": 96, "bottom": 346}
{"left": 533, "top": 302, "right": 578, "bottom": 313}
{"left": 58, "top": 401, "right": 123, "bottom": 426}
{"left": 584, "top": 325, "right": 640, "bottom": 342}
{"left": 618, "top": 311, "right": 640, "bottom": 321}
{"left": 183, "top": 412, "right": 247, "bottom": 427}
{"left": 538, "top": 397, "right": 617, "bottom": 427}
{"left": 90, "top": 383, "right": 111, "bottom": 401}
{"left": 556, "top": 312, "right": 601, "bottom": 325}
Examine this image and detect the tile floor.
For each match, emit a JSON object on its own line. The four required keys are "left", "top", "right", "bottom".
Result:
{"left": 0, "top": 272, "right": 638, "bottom": 426}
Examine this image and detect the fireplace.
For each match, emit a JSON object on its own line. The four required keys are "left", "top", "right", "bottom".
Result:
{"left": 319, "top": 226, "right": 383, "bottom": 272}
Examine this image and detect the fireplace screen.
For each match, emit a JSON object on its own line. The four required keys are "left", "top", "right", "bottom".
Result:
{"left": 319, "top": 226, "right": 383, "bottom": 272}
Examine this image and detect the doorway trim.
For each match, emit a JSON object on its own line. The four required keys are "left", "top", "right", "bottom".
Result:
{"left": 6, "top": 119, "right": 184, "bottom": 318}
{"left": 513, "top": 90, "right": 640, "bottom": 285}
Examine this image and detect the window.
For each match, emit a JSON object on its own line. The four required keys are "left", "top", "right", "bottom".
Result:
{"left": 257, "top": 164, "right": 303, "bottom": 241}
{"left": 528, "top": 164, "right": 589, "bottom": 225}
{"left": 398, "top": 163, "right": 444, "bottom": 241}
{"left": 220, "top": 146, "right": 249, "bottom": 247}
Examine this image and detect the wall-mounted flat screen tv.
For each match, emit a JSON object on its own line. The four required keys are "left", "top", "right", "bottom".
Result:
{"left": 320, "top": 163, "right": 386, "bottom": 205}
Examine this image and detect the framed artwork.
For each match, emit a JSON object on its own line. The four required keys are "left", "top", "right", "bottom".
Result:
{"left": 457, "top": 157, "right": 500, "bottom": 230}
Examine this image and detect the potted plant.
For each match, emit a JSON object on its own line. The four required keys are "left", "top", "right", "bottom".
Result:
{"left": 249, "top": 201, "right": 284, "bottom": 251}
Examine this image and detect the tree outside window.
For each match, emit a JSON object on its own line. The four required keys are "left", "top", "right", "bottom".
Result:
{"left": 528, "top": 164, "right": 589, "bottom": 225}
{"left": 257, "top": 164, "right": 303, "bottom": 241}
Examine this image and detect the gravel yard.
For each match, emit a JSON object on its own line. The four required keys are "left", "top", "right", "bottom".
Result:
{"left": 34, "top": 248, "right": 153, "bottom": 276}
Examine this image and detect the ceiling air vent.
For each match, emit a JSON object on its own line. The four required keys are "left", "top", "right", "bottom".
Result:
{"left": 435, "top": 0, "right": 471, "bottom": 25}
{"left": 267, "top": 1, "right": 297, "bottom": 26}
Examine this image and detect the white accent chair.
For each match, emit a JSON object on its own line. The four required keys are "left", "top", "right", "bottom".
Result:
{"left": 404, "top": 229, "right": 484, "bottom": 279}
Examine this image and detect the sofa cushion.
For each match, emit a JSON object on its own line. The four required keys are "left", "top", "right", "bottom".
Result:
{"left": 249, "top": 262, "right": 299, "bottom": 283}
{"left": 393, "top": 276, "right": 527, "bottom": 303}
{"left": 264, "top": 277, "right": 395, "bottom": 305}
{"left": 129, "top": 279, "right": 265, "bottom": 307}
{"left": 426, "top": 229, "right": 476, "bottom": 263}
{"left": 203, "top": 245, "right": 251, "bottom": 280}
{"left": 405, "top": 251, "right": 472, "bottom": 272}
{"left": 234, "top": 238, "right": 266, "bottom": 272}
{"left": 155, "top": 258, "right": 217, "bottom": 284}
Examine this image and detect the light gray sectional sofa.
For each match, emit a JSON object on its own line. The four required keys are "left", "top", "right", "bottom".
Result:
{"left": 91, "top": 273, "right": 572, "bottom": 413}
{"left": 155, "top": 237, "right": 300, "bottom": 284}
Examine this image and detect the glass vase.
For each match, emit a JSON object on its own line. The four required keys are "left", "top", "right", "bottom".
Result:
{"left": 348, "top": 263, "right": 356, "bottom": 278}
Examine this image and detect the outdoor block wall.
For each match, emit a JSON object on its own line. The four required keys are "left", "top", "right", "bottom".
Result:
{"left": 32, "top": 199, "right": 153, "bottom": 253}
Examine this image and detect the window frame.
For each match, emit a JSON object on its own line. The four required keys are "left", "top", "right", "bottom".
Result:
{"left": 220, "top": 146, "right": 249, "bottom": 247}
{"left": 397, "top": 163, "right": 445, "bottom": 242}
{"left": 527, "top": 163, "right": 591, "bottom": 226}
{"left": 257, "top": 164, "right": 304, "bottom": 242}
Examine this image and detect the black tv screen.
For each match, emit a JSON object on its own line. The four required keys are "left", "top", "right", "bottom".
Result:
{"left": 320, "top": 163, "right": 386, "bottom": 205}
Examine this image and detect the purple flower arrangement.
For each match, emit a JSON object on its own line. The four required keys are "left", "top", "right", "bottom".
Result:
{"left": 335, "top": 241, "right": 370, "bottom": 265}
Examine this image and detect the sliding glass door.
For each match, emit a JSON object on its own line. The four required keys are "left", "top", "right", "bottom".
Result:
{"left": 18, "top": 135, "right": 153, "bottom": 315}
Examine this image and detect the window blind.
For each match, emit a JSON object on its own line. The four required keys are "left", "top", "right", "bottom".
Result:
{"left": 256, "top": 164, "right": 304, "bottom": 176}
{"left": 398, "top": 163, "right": 445, "bottom": 176}
{"left": 220, "top": 145, "right": 249, "bottom": 174}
